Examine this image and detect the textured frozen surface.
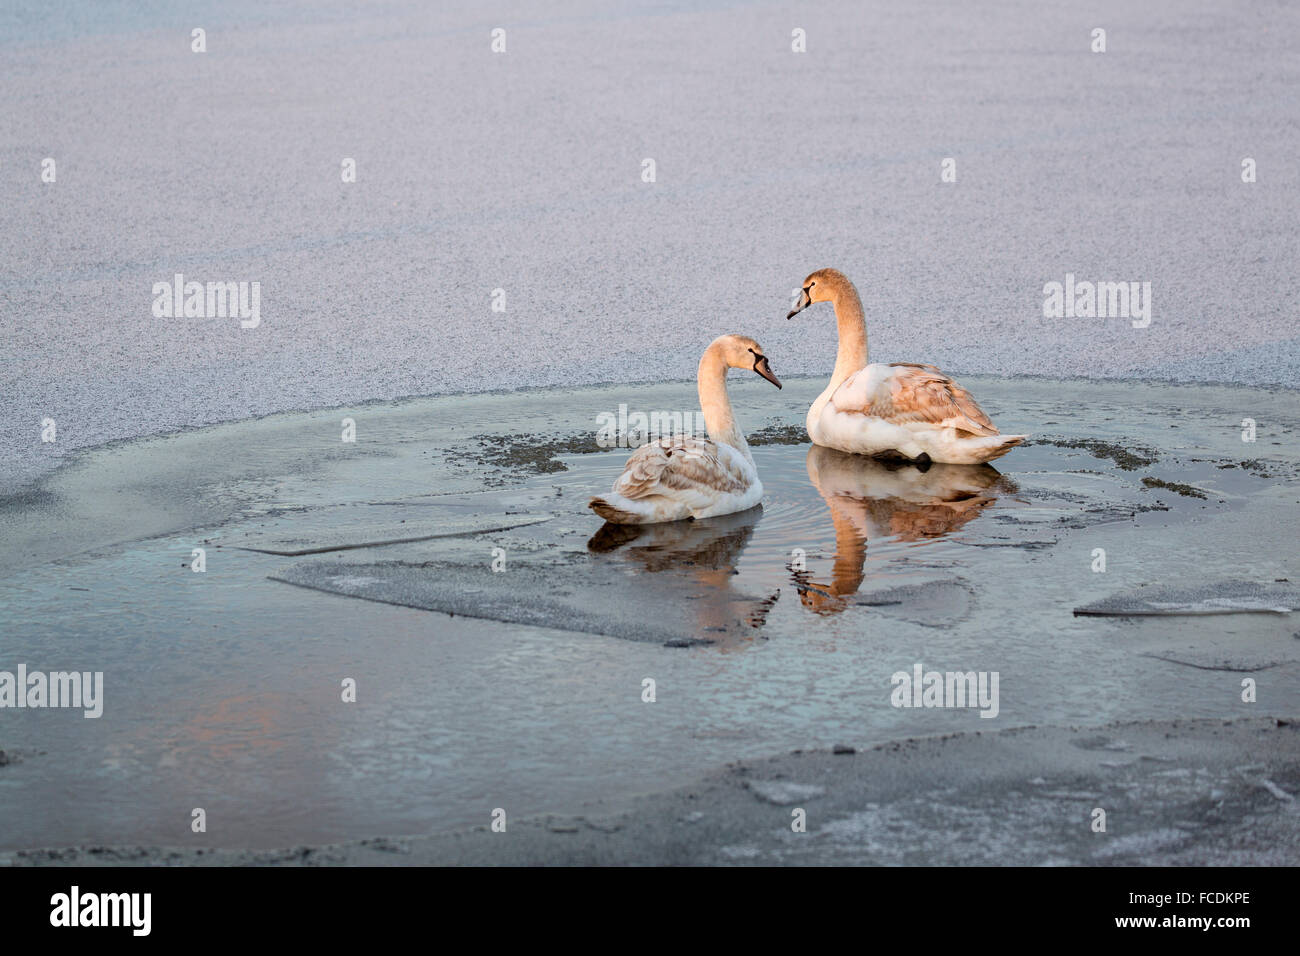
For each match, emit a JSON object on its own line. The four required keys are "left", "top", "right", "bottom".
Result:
{"left": 3, "top": 0, "right": 1299, "bottom": 492}
{"left": 10, "top": 718, "right": 1299, "bottom": 866}
{"left": 1075, "top": 580, "right": 1300, "bottom": 616}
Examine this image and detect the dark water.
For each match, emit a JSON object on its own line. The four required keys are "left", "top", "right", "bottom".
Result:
{"left": 0, "top": 423, "right": 1288, "bottom": 850}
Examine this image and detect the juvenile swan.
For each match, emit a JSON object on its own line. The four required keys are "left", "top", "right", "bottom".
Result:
{"left": 788, "top": 268, "right": 1027, "bottom": 464}
{"left": 590, "top": 335, "right": 782, "bottom": 524}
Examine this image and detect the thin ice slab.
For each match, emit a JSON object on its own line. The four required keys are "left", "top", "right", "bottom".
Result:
{"left": 269, "top": 558, "right": 778, "bottom": 645}
{"left": 228, "top": 508, "right": 554, "bottom": 556}
{"left": 1074, "top": 580, "right": 1300, "bottom": 617}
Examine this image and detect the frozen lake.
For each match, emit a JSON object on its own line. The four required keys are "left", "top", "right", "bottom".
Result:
{"left": 3, "top": 0, "right": 1299, "bottom": 493}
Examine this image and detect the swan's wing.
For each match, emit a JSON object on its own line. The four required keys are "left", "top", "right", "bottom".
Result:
{"left": 831, "top": 363, "right": 1000, "bottom": 437}
{"left": 613, "top": 435, "right": 750, "bottom": 502}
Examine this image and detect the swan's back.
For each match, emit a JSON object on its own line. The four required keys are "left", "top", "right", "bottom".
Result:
{"left": 813, "top": 363, "right": 1027, "bottom": 464}
{"left": 591, "top": 435, "right": 761, "bottom": 524}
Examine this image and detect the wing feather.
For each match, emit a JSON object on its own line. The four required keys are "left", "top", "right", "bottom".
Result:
{"left": 833, "top": 364, "right": 999, "bottom": 436}
{"left": 613, "top": 435, "right": 750, "bottom": 500}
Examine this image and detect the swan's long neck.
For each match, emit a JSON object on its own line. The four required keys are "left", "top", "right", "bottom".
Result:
{"left": 698, "top": 348, "right": 753, "bottom": 465}
{"left": 828, "top": 281, "right": 869, "bottom": 391}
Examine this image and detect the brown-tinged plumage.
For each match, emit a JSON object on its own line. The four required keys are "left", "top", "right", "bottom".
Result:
{"left": 788, "top": 269, "right": 1027, "bottom": 463}
{"left": 589, "top": 334, "right": 781, "bottom": 524}
{"left": 867, "top": 364, "right": 999, "bottom": 437}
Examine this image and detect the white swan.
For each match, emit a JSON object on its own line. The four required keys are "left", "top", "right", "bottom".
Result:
{"left": 788, "top": 268, "right": 1027, "bottom": 464}
{"left": 590, "top": 334, "right": 782, "bottom": 524}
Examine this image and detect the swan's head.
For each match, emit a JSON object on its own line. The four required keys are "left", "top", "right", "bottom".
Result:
{"left": 708, "top": 334, "right": 782, "bottom": 389}
{"left": 787, "top": 267, "right": 852, "bottom": 318}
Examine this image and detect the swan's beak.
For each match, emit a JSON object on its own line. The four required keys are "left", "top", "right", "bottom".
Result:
{"left": 755, "top": 358, "right": 783, "bottom": 389}
{"left": 787, "top": 287, "right": 812, "bottom": 319}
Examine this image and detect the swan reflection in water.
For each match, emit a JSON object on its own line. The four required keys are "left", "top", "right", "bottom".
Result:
{"left": 794, "top": 445, "right": 1016, "bottom": 613}
{"left": 588, "top": 507, "right": 778, "bottom": 643}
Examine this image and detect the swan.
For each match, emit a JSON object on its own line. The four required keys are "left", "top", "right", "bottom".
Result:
{"left": 589, "top": 334, "right": 782, "bottom": 524}
{"left": 787, "top": 268, "right": 1027, "bottom": 464}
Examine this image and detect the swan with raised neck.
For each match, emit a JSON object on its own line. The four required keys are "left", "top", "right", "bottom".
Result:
{"left": 590, "top": 334, "right": 782, "bottom": 524}
{"left": 788, "top": 268, "right": 1027, "bottom": 465}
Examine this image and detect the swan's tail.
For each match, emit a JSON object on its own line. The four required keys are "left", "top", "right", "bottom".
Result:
{"left": 973, "top": 434, "right": 1028, "bottom": 463}
{"left": 589, "top": 496, "right": 649, "bottom": 525}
